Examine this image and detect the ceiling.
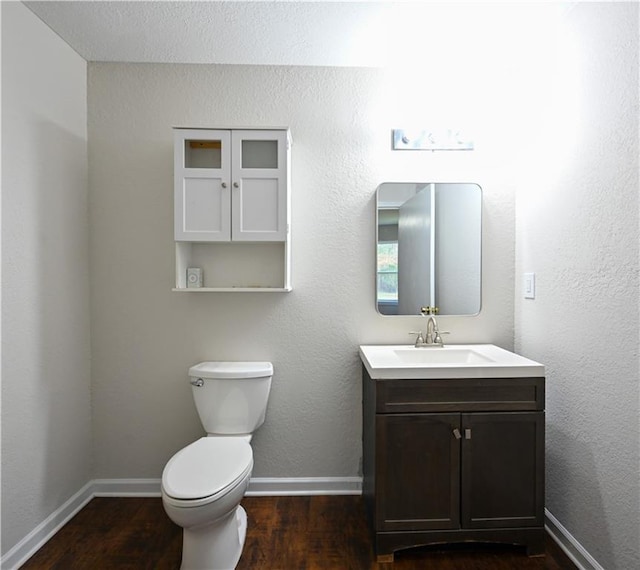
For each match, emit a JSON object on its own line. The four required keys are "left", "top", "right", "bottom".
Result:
{"left": 23, "top": 0, "right": 398, "bottom": 67}
{"left": 24, "top": 1, "right": 573, "bottom": 68}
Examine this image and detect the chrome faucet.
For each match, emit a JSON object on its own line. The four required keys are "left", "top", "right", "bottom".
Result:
{"left": 410, "top": 316, "right": 445, "bottom": 348}
{"left": 425, "top": 316, "right": 443, "bottom": 346}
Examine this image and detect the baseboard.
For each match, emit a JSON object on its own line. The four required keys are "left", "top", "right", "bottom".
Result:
{"left": 1, "top": 476, "right": 362, "bottom": 569}
{"left": 90, "top": 476, "right": 363, "bottom": 497}
{"left": 247, "top": 476, "right": 362, "bottom": 496}
{"left": 1, "top": 481, "right": 94, "bottom": 570}
{"left": 92, "top": 478, "right": 162, "bottom": 497}
{"left": 545, "top": 508, "right": 605, "bottom": 570}
{"left": 91, "top": 476, "right": 363, "bottom": 497}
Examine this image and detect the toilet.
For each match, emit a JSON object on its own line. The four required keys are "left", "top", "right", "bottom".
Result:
{"left": 161, "top": 361, "right": 273, "bottom": 570}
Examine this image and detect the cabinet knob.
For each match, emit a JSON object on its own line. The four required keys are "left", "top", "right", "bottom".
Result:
{"left": 453, "top": 428, "right": 462, "bottom": 440}
{"left": 221, "top": 182, "right": 227, "bottom": 188}
{"left": 233, "top": 182, "right": 240, "bottom": 188}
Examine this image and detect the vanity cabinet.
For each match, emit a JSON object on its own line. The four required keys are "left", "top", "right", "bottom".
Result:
{"left": 362, "top": 371, "right": 545, "bottom": 562}
{"left": 173, "top": 127, "right": 291, "bottom": 291}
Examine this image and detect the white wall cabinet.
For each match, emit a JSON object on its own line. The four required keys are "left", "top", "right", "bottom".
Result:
{"left": 173, "top": 127, "right": 291, "bottom": 292}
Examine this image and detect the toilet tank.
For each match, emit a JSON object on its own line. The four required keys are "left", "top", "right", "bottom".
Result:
{"left": 188, "top": 361, "right": 273, "bottom": 435}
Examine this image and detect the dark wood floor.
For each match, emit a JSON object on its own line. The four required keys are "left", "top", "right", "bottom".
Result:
{"left": 21, "top": 496, "right": 577, "bottom": 570}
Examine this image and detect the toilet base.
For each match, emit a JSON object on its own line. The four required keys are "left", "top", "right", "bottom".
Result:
{"left": 180, "top": 505, "right": 248, "bottom": 570}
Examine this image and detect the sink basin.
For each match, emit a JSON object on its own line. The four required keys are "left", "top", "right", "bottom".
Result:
{"left": 392, "top": 347, "right": 494, "bottom": 365}
{"left": 359, "top": 344, "right": 545, "bottom": 379}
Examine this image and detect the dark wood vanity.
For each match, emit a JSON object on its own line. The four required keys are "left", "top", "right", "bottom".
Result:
{"left": 362, "top": 367, "right": 545, "bottom": 562}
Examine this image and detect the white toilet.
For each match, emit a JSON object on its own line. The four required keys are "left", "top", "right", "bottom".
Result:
{"left": 161, "top": 361, "right": 273, "bottom": 570}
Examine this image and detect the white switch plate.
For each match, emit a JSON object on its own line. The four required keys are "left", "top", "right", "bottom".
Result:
{"left": 524, "top": 273, "right": 535, "bottom": 299}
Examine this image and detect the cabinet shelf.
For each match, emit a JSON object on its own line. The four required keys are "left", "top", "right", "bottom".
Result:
{"left": 174, "top": 241, "right": 291, "bottom": 290}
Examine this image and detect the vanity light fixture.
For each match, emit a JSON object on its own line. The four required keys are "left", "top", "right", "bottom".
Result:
{"left": 392, "top": 128, "right": 474, "bottom": 151}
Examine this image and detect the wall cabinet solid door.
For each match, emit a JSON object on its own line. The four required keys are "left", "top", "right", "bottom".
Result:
{"left": 174, "top": 128, "right": 289, "bottom": 242}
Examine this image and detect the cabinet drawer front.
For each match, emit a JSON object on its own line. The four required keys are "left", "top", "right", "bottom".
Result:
{"left": 376, "top": 378, "right": 544, "bottom": 413}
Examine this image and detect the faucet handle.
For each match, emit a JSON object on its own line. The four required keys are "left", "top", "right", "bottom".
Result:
{"left": 409, "top": 331, "right": 426, "bottom": 347}
{"left": 433, "top": 330, "right": 450, "bottom": 346}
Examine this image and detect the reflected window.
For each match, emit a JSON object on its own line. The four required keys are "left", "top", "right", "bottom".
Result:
{"left": 377, "top": 242, "right": 398, "bottom": 304}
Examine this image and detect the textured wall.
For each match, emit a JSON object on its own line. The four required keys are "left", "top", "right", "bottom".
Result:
{"left": 1, "top": 2, "right": 90, "bottom": 555}
{"left": 88, "top": 62, "right": 519, "bottom": 479}
{"left": 515, "top": 3, "right": 640, "bottom": 569}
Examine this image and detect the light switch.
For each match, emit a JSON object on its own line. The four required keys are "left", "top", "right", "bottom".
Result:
{"left": 524, "top": 273, "right": 536, "bottom": 299}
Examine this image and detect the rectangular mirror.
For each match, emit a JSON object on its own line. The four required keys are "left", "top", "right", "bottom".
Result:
{"left": 376, "top": 182, "right": 482, "bottom": 316}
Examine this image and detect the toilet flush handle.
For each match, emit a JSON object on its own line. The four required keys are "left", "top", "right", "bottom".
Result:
{"left": 190, "top": 378, "right": 204, "bottom": 387}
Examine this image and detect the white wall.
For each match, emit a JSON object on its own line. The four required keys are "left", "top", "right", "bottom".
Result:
{"left": 515, "top": 3, "right": 640, "bottom": 569}
{"left": 87, "top": 62, "right": 517, "bottom": 480}
{"left": 1, "top": 1, "right": 90, "bottom": 556}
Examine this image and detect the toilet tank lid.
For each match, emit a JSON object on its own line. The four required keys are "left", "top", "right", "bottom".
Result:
{"left": 189, "top": 361, "right": 273, "bottom": 379}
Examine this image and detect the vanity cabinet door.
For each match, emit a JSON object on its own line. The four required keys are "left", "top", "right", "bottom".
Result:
{"left": 376, "top": 413, "right": 460, "bottom": 531}
{"left": 461, "top": 412, "right": 545, "bottom": 529}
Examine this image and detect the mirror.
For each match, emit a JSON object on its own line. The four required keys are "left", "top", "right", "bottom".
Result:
{"left": 376, "top": 183, "right": 482, "bottom": 316}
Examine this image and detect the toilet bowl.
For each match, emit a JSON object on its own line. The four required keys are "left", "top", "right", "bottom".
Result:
{"left": 161, "top": 361, "right": 272, "bottom": 570}
{"left": 162, "top": 437, "right": 253, "bottom": 570}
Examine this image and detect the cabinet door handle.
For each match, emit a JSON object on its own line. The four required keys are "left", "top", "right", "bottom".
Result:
{"left": 233, "top": 182, "right": 240, "bottom": 188}
{"left": 465, "top": 429, "right": 472, "bottom": 439}
{"left": 453, "top": 428, "right": 462, "bottom": 440}
{"left": 221, "top": 182, "right": 227, "bottom": 188}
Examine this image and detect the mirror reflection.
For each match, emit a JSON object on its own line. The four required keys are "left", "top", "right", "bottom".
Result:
{"left": 376, "top": 183, "right": 482, "bottom": 316}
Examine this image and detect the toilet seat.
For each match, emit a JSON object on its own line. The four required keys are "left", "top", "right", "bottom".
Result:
{"left": 162, "top": 437, "right": 253, "bottom": 508}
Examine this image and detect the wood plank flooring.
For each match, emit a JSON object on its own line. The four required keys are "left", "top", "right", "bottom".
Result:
{"left": 20, "top": 496, "right": 577, "bottom": 570}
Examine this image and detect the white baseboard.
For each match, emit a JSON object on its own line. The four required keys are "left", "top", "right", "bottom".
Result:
{"left": 247, "top": 476, "right": 362, "bottom": 496}
{"left": 92, "top": 478, "right": 162, "bottom": 497}
{"left": 90, "top": 476, "right": 364, "bottom": 497}
{"left": 545, "top": 508, "right": 605, "bottom": 570}
{"left": 1, "top": 482, "right": 94, "bottom": 570}
{"left": 1, "top": 476, "right": 362, "bottom": 569}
